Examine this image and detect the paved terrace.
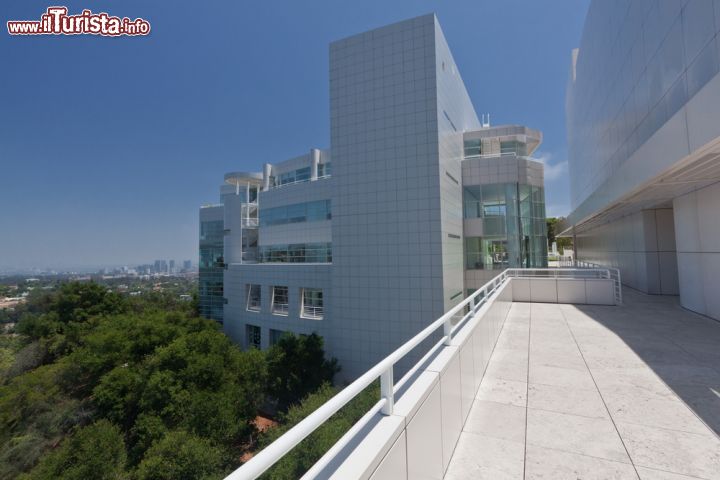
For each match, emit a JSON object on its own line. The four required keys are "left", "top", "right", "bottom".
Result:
{"left": 446, "top": 290, "right": 720, "bottom": 480}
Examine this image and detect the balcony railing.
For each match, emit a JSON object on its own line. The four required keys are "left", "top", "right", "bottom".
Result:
{"left": 271, "top": 303, "right": 289, "bottom": 315}
{"left": 557, "top": 258, "right": 622, "bottom": 304}
{"left": 301, "top": 304, "right": 324, "bottom": 319}
{"left": 268, "top": 174, "right": 331, "bottom": 190}
{"left": 227, "top": 267, "right": 621, "bottom": 479}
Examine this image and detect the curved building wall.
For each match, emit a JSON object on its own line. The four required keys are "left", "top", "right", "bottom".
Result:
{"left": 568, "top": 0, "right": 720, "bottom": 213}
{"left": 567, "top": 0, "right": 720, "bottom": 319}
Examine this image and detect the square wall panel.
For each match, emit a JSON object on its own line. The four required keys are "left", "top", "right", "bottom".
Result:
{"left": 557, "top": 279, "right": 587, "bottom": 304}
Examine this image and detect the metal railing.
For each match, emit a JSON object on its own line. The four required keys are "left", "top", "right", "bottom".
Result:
{"left": 301, "top": 305, "right": 324, "bottom": 319}
{"left": 271, "top": 303, "right": 289, "bottom": 315}
{"left": 557, "top": 259, "right": 623, "bottom": 305}
{"left": 226, "top": 267, "right": 617, "bottom": 479}
{"left": 268, "top": 175, "right": 331, "bottom": 190}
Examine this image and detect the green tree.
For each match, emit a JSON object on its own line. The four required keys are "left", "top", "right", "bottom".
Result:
{"left": 52, "top": 282, "right": 127, "bottom": 324}
{"left": 546, "top": 217, "right": 572, "bottom": 254}
{"left": 135, "top": 430, "right": 224, "bottom": 480}
{"left": 21, "top": 420, "right": 127, "bottom": 480}
{"left": 259, "top": 382, "right": 379, "bottom": 479}
{"left": 265, "top": 333, "right": 339, "bottom": 412}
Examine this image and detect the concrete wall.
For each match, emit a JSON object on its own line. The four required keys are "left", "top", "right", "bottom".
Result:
{"left": 673, "top": 181, "right": 720, "bottom": 320}
{"left": 575, "top": 208, "right": 678, "bottom": 295}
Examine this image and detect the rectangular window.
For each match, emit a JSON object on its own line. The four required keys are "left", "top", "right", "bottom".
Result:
{"left": 272, "top": 286, "right": 289, "bottom": 315}
{"left": 246, "top": 324, "right": 261, "bottom": 349}
{"left": 259, "top": 242, "right": 332, "bottom": 264}
{"left": 260, "top": 200, "right": 331, "bottom": 227}
{"left": 246, "top": 284, "right": 261, "bottom": 312}
{"left": 270, "top": 329, "right": 286, "bottom": 346}
{"left": 500, "top": 140, "right": 527, "bottom": 156}
{"left": 317, "top": 162, "right": 331, "bottom": 178}
{"left": 463, "top": 138, "right": 482, "bottom": 157}
{"left": 302, "top": 288, "right": 324, "bottom": 319}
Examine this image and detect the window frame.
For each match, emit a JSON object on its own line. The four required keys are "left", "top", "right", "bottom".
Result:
{"left": 245, "top": 324, "right": 261, "bottom": 349}
{"left": 271, "top": 285, "right": 289, "bottom": 316}
{"left": 301, "top": 288, "right": 324, "bottom": 320}
{"left": 246, "top": 284, "right": 261, "bottom": 312}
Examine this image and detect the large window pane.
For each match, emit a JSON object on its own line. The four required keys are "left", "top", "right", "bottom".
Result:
{"left": 302, "top": 288, "right": 324, "bottom": 319}
{"left": 272, "top": 286, "right": 289, "bottom": 315}
{"left": 246, "top": 284, "right": 261, "bottom": 311}
{"left": 246, "top": 324, "right": 261, "bottom": 349}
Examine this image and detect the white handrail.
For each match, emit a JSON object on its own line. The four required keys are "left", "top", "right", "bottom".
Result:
{"left": 226, "top": 267, "right": 619, "bottom": 479}
{"left": 227, "top": 271, "right": 509, "bottom": 480}
{"left": 557, "top": 259, "right": 623, "bottom": 305}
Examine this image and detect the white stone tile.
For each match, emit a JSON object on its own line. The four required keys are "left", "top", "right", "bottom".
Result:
{"left": 602, "top": 389, "right": 711, "bottom": 435}
{"left": 526, "top": 409, "right": 630, "bottom": 463}
{"left": 463, "top": 400, "right": 526, "bottom": 443}
{"left": 475, "top": 377, "right": 527, "bottom": 407}
{"left": 635, "top": 466, "right": 705, "bottom": 480}
{"left": 528, "top": 383, "right": 609, "bottom": 419}
{"left": 529, "top": 364, "right": 597, "bottom": 391}
{"left": 484, "top": 349, "right": 528, "bottom": 382}
{"left": 525, "top": 445, "right": 638, "bottom": 480}
{"left": 616, "top": 421, "right": 720, "bottom": 479}
{"left": 444, "top": 432, "right": 524, "bottom": 480}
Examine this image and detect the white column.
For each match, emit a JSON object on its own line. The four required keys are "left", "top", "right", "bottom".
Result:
{"left": 310, "top": 148, "right": 320, "bottom": 181}
{"left": 263, "top": 163, "right": 272, "bottom": 191}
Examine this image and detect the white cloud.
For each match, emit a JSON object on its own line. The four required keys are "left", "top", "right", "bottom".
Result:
{"left": 534, "top": 151, "right": 568, "bottom": 181}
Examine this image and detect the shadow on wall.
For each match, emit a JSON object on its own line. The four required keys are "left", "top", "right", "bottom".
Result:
{"left": 573, "top": 289, "right": 720, "bottom": 436}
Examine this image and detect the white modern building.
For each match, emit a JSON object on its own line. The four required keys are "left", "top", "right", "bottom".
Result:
{"left": 200, "top": 14, "right": 547, "bottom": 380}
{"left": 563, "top": 0, "right": 720, "bottom": 321}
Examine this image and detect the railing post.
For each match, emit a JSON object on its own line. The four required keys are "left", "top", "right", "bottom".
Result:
{"left": 380, "top": 366, "right": 394, "bottom": 415}
{"left": 443, "top": 316, "right": 452, "bottom": 345}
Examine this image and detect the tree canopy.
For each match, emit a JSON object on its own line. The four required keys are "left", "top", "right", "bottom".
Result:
{"left": 0, "top": 282, "right": 341, "bottom": 480}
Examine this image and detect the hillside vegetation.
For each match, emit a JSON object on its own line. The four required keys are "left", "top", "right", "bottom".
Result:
{"left": 0, "top": 282, "right": 369, "bottom": 480}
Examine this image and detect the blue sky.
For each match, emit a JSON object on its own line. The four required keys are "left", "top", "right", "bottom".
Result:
{"left": 0, "top": 0, "right": 589, "bottom": 270}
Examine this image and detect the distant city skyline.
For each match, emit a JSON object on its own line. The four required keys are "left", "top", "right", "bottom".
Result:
{"left": 1, "top": 0, "right": 589, "bottom": 269}
{"left": 0, "top": 258, "right": 194, "bottom": 275}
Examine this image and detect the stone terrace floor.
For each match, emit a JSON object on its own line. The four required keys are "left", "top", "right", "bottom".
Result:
{"left": 445, "top": 289, "right": 720, "bottom": 480}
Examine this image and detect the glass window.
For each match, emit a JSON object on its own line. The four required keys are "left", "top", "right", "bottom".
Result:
{"left": 246, "top": 284, "right": 261, "bottom": 311}
{"left": 272, "top": 286, "right": 289, "bottom": 315}
{"left": 463, "top": 186, "right": 482, "bottom": 219}
{"left": 484, "top": 239, "right": 509, "bottom": 269}
{"left": 260, "top": 200, "right": 331, "bottom": 227}
{"left": 246, "top": 324, "right": 261, "bottom": 349}
{"left": 500, "top": 140, "right": 527, "bottom": 156}
{"left": 288, "top": 244, "right": 305, "bottom": 263}
{"left": 465, "top": 237, "right": 484, "bottom": 270}
{"left": 463, "top": 138, "right": 482, "bottom": 157}
{"left": 318, "top": 162, "right": 332, "bottom": 178}
{"left": 259, "top": 243, "right": 332, "bottom": 263}
{"left": 286, "top": 203, "right": 306, "bottom": 223}
{"left": 302, "top": 288, "right": 324, "bottom": 319}
{"left": 295, "top": 167, "right": 311, "bottom": 182}
{"left": 270, "top": 329, "right": 286, "bottom": 346}
{"left": 483, "top": 216, "right": 506, "bottom": 236}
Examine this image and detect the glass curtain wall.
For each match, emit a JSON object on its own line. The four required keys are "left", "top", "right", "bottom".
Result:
{"left": 199, "top": 220, "right": 225, "bottom": 322}
{"left": 464, "top": 183, "right": 547, "bottom": 270}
